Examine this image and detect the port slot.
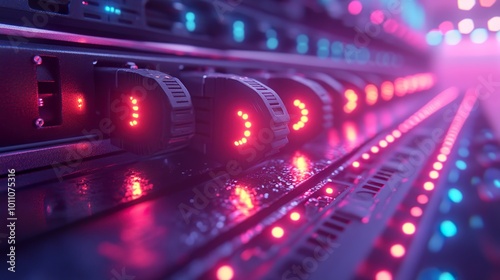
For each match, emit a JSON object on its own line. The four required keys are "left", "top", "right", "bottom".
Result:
{"left": 28, "top": 0, "right": 70, "bottom": 15}
{"left": 36, "top": 56, "right": 62, "bottom": 127}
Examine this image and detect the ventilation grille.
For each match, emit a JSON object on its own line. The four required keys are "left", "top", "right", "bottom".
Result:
{"left": 244, "top": 80, "right": 286, "bottom": 116}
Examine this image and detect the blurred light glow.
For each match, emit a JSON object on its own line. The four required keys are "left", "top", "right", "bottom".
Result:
{"left": 362, "top": 153, "right": 370, "bottom": 160}
{"left": 424, "top": 182, "right": 435, "bottom": 191}
{"left": 325, "top": 187, "right": 334, "bottom": 194}
{"left": 290, "top": 212, "right": 301, "bottom": 221}
{"left": 365, "top": 84, "right": 379, "bottom": 105}
{"left": 402, "top": 222, "right": 416, "bottom": 235}
{"left": 417, "top": 194, "right": 429, "bottom": 204}
{"left": 439, "top": 21, "right": 454, "bottom": 34}
{"left": 444, "top": 30, "right": 462, "bottom": 45}
{"left": 370, "top": 10, "right": 385, "bottom": 24}
{"left": 271, "top": 226, "right": 285, "bottom": 238}
{"left": 488, "top": 17, "right": 500, "bottom": 32}
{"left": 381, "top": 81, "right": 394, "bottom": 100}
{"left": 448, "top": 188, "right": 463, "bottom": 203}
{"left": 317, "top": 38, "right": 330, "bottom": 58}
{"left": 371, "top": 146, "right": 380, "bottom": 153}
{"left": 411, "top": 206, "right": 423, "bottom": 217}
{"left": 440, "top": 220, "right": 457, "bottom": 237}
{"left": 296, "top": 34, "right": 309, "bottom": 54}
{"left": 470, "top": 28, "right": 488, "bottom": 44}
{"left": 375, "top": 270, "right": 392, "bottom": 280}
{"left": 469, "top": 215, "right": 484, "bottom": 228}
{"left": 433, "top": 162, "right": 443, "bottom": 170}
{"left": 455, "top": 160, "right": 467, "bottom": 170}
{"left": 390, "top": 244, "right": 406, "bottom": 258}
{"left": 348, "top": 0, "right": 363, "bottom": 15}
{"left": 185, "top": 12, "right": 196, "bottom": 32}
{"left": 352, "top": 161, "right": 360, "bottom": 168}
{"left": 344, "top": 89, "right": 358, "bottom": 113}
{"left": 479, "top": 0, "right": 496, "bottom": 7}
{"left": 430, "top": 171, "right": 439, "bottom": 179}
{"left": 439, "top": 272, "right": 456, "bottom": 280}
{"left": 458, "top": 18, "right": 474, "bottom": 34}
{"left": 217, "top": 265, "right": 234, "bottom": 280}
{"left": 233, "top": 21, "right": 245, "bottom": 42}
{"left": 458, "top": 0, "right": 476, "bottom": 10}
{"left": 266, "top": 29, "right": 279, "bottom": 50}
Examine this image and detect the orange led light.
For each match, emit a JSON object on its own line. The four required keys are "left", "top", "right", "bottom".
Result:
{"left": 234, "top": 110, "right": 252, "bottom": 146}
{"left": 216, "top": 265, "right": 234, "bottom": 280}
{"left": 423, "top": 182, "right": 435, "bottom": 191}
{"left": 292, "top": 99, "right": 309, "bottom": 131}
{"left": 352, "top": 161, "right": 360, "bottom": 168}
{"left": 381, "top": 81, "right": 394, "bottom": 101}
{"left": 375, "top": 270, "right": 392, "bottom": 280}
{"left": 344, "top": 89, "right": 358, "bottom": 113}
{"left": 271, "top": 226, "right": 285, "bottom": 238}
{"left": 77, "top": 97, "right": 83, "bottom": 109}
{"left": 325, "top": 187, "right": 334, "bottom": 194}
{"left": 402, "top": 222, "right": 416, "bottom": 235}
{"left": 129, "top": 96, "right": 139, "bottom": 127}
{"left": 290, "top": 212, "right": 301, "bottom": 221}
{"left": 365, "top": 84, "right": 379, "bottom": 105}
{"left": 390, "top": 244, "right": 406, "bottom": 258}
{"left": 429, "top": 170, "right": 439, "bottom": 179}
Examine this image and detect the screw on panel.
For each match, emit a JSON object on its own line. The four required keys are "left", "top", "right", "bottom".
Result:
{"left": 33, "top": 55, "right": 42, "bottom": 65}
{"left": 34, "top": 118, "right": 44, "bottom": 128}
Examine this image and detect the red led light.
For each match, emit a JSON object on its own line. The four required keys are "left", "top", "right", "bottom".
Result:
{"left": 292, "top": 99, "right": 309, "bottom": 131}
{"left": 429, "top": 171, "right": 439, "bottom": 179}
{"left": 129, "top": 96, "right": 139, "bottom": 127}
{"left": 290, "top": 212, "right": 301, "bottom": 221}
{"left": 417, "top": 194, "right": 429, "bottom": 204}
{"left": 343, "top": 89, "right": 358, "bottom": 113}
{"left": 271, "top": 226, "right": 285, "bottom": 238}
{"left": 216, "top": 265, "right": 234, "bottom": 280}
{"left": 381, "top": 81, "right": 394, "bottom": 101}
{"left": 371, "top": 146, "right": 380, "bottom": 154}
{"left": 325, "top": 187, "right": 334, "bottom": 195}
{"left": 375, "top": 270, "right": 393, "bottom": 280}
{"left": 348, "top": 0, "right": 363, "bottom": 15}
{"left": 423, "top": 182, "right": 435, "bottom": 191}
{"left": 234, "top": 110, "right": 252, "bottom": 146}
{"left": 77, "top": 97, "right": 83, "bottom": 109}
{"left": 410, "top": 206, "right": 423, "bottom": 217}
{"left": 362, "top": 153, "right": 370, "bottom": 160}
{"left": 365, "top": 84, "right": 379, "bottom": 106}
{"left": 352, "top": 161, "right": 360, "bottom": 168}
{"left": 390, "top": 244, "right": 406, "bottom": 258}
{"left": 402, "top": 222, "right": 416, "bottom": 235}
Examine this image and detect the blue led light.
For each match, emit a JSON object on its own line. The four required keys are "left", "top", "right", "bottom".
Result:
{"left": 440, "top": 220, "right": 457, "bottom": 237}
{"left": 448, "top": 188, "right": 463, "bottom": 203}
{"left": 469, "top": 215, "right": 484, "bottom": 229}
{"left": 104, "top": 5, "right": 121, "bottom": 15}
{"left": 470, "top": 28, "right": 488, "bottom": 44}
{"left": 455, "top": 160, "right": 467, "bottom": 170}
{"left": 331, "top": 41, "right": 343, "bottom": 58}
{"left": 458, "top": 147, "right": 469, "bottom": 157}
{"left": 266, "top": 29, "right": 279, "bottom": 50}
{"left": 448, "top": 169, "right": 459, "bottom": 183}
{"left": 233, "top": 21, "right": 245, "bottom": 42}
{"left": 428, "top": 233, "right": 444, "bottom": 252}
{"left": 185, "top": 12, "right": 196, "bottom": 32}
{"left": 317, "top": 38, "right": 330, "bottom": 58}
{"left": 296, "top": 34, "right": 309, "bottom": 54}
{"left": 426, "top": 30, "right": 443, "bottom": 46}
{"left": 494, "top": 179, "right": 500, "bottom": 188}
{"left": 439, "top": 272, "right": 456, "bottom": 280}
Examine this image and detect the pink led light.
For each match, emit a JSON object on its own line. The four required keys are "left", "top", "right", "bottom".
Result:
{"left": 347, "top": 1, "right": 363, "bottom": 15}
{"left": 417, "top": 194, "right": 429, "bottom": 204}
{"left": 479, "top": 0, "right": 496, "bottom": 7}
{"left": 386, "top": 135, "right": 395, "bottom": 143}
{"left": 371, "top": 146, "right": 380, "bottom": 154}
{"left": 410, "top": 206, "right": 423, "bottom": 217}
{"left": 376, "top": 270, "right": 392, "bottom": 280}
{"left": 439, "top": 21, "right": 454, "bottom": 34}
{"left": 379, "top": 140, "right": 388, "bottom": 148}
{"left": 370, "top": 10, "right": 385, "bottom": 25}
{"left": 362, "top": 153, "right": 370, "bottom": 160}
{"left": 458, "top": 18, "right": 474, "bottom": 34}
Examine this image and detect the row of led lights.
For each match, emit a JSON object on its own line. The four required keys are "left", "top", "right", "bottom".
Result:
{"left": 458, "top": 0, "right": 497, "bottom": 10}
{"left": 345, "top": 73, "right": 435, "bottom": 114}
{"left": 216, "top": 89, "right": 457, "bottom": 280}
{"left": 373, "top": 91, "right": 476, "bottom": 280}
{"left": 350, "top": 89, "right": 460, "bottom": 280}
{"left": 427, "top": 17, "right": 500, "bottom": 46}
